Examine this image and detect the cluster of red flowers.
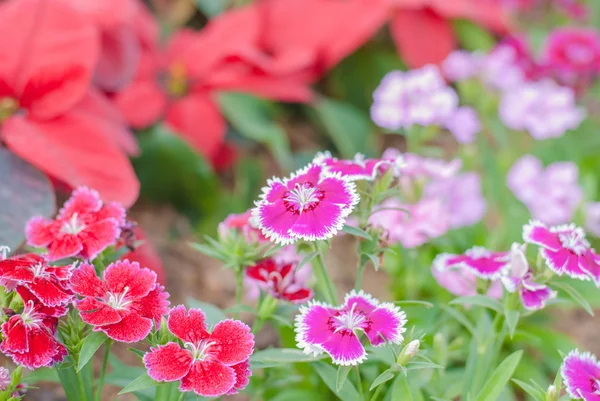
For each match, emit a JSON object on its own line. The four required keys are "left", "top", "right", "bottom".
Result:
{"left": 0, "top": 186, "right": 255, "bottom": 397}
{"left": 0, "top": 0, "right": 510, "bottom": 208}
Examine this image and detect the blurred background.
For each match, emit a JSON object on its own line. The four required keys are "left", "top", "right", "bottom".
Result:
{"left": 1, "top": 0, "right": 600, "bottom": 399}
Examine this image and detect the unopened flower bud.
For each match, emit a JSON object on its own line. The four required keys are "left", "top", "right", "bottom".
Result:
{"left": 545, "top": 385, "right": 558, "bottom": 401}
{"left": 397, "top": 340, "right": 420, "bottom": 366}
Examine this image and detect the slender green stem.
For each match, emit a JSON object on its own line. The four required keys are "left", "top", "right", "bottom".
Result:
{"left": 354, "top": 366, "right": 364, "bottom": 400}
{"left": 234, "top": 268, "right": 244, "bottom": 319}
{"left": 311, "top": 243, "right": 337, "bottom": 305}
{"left": 155, "top": 384, "right": 170, "bottom": 401}
{"left": 355, "top": 260, "right": 366, "bottom": 292}
{"left": 370, "top": 384, "right": 384, "bottom": 401}
{"left": 95, "top": 339, "right": 112, "bottom": 401}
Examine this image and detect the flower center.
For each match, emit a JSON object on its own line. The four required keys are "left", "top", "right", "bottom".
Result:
{"left": 334, "top": 303, "right": 366, "bottom": 332}
{"left": 591, "top": 377, "right": 600, "bottom": 393}
{"left": 166, "top": 63, "right": 188, "bottom": 98}
{"left": 185, "top": 340, "right": 216, "bottom": 361}
{"left": 0, "top": 97, "right": 18, "bottom": 123}
{"left": 106, "top": 287, "right": 132, "bottom": 310}
{"left": 20, "top": 302, "right": 43, "bottom": 328}
{"left": 0, "top": 246, "right": 9, "bottom": 260}
{"left": 61, "top": 213, "right": 86, "bottom": 235}
{"left": 30, "top": 262, "right": 50, "bottom": 279}
{"left": 283, "top": 183, "right": 324, "bottom": 214}
{"left": 558, "top": 229, "right": 589, "bottom": 255}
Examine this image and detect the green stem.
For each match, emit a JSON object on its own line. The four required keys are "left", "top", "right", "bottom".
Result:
{"left": 95, "top": 340, "right": 112, "bottom": 401}
{"left": 155, "top": 383, "right": 170, "bottom": 401}
{"left": 355, "top": 260, "right": 366, "bottom": 292}
{"left": 311, "top": 243, "right": 337, "bottom": 305}
{"left": 354, "top": 366, "right": 364, "bottom": 400}
{"left": 370, "top": 384, "right": 384, "bottom": 401}
{"left": 234, "top": 268, "right": 244, "bottom": 319}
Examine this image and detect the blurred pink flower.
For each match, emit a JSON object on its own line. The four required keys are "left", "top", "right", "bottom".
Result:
{"left": 432, "top": 260, "right": 503, "bottom": 299}
{"left": 425, "top": 172, "right": 486, "bottom": 229}
{"left": 385, "top": 150, "right": 461, "bottom": 181}
{"left": 369, "top": 198, "right": 450, "bottom": 248}
{"left": 508, "top": 155, "right": 582, "bottom": 225}
{"left": 371, "top": 65, "right": 458, "bottom": 130}
{"left": 481, "top": 44, "right": 526, "bottom": 91}
{"left": 499, "top": 80, "right": 585, "bottom": 139}
{"left": 584, "top": 202, "right": 600, "bottom": 237}
{"left": 443, "top": 106, "right": 481, "bottom": 144}
{"left": 543, "top": 28, "right": 600, "bottom": 86}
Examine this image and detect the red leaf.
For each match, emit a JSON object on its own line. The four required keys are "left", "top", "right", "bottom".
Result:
{"left": 113, "top": 80, "right": 167, "bottom": 129}
{"left": 0, "top": 0, "right": 99, "bottom": 119}
{"left": 94, "top": 26, "right": 140, "bottom": 91}
{"left": 390, "top": 8, "right": 457, "bottom": 68}
{"left": 166, "top": 93, "right": 226, "bottom": 159}
{"left": 2, "top": 113, "right": 140, "bottom": 208}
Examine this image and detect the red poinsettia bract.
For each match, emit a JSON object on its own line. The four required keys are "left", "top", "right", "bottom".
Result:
{"left": 143, "top": 306, "right": 254, "bottom": 397}
{"left": 26, "top": 187, "right": 125, "bottom": 262}
{"left": 1, "top": 301, "right": 67, "bottom": 370}
{"left": 0, "top": 0, "right": 140, "bottom": 206}
{"left": 0, "top": 254, "right": 73, "bottom": 308}
{"left": 64, "top": 0, "right": 157, "bottom": 91}
{"left": 114, "top": 5, "right": 313, "bottom": 161}
{"left": 69, "top": 260, "right": 169, "bottom": 343}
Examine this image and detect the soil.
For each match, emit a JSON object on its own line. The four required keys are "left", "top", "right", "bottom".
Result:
{"left": 26, "top": 203, "right": 600, "bottom": 400}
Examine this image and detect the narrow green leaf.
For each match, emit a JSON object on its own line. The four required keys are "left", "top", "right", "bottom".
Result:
{"left": 188, "top": 242, "right": 227, "bottom": 261}
{"left": 360, "top": 253, "right": 381, "bottom": 271}
{"left": 77, "top": 331, "right": 107, "bottom": 372}
{"left": 313, "top": 361, "right": 360, "bottom": 401}
{"left": 251, "top": 348, "right": 325, "bottom": 364}
{"left": 118, "top": 373, "right": 159, "bottom": 395}
{"left": 393, "top": 300, "right": 434, "bottom": 308}
{"left": 552, "top": 281, "right": 594, "bottom": 316}
{"left": 336, "top": 366, "right": 352, "bottom": 393}
{"left": 186, "top": 298, "right": 227, "bottom": 327}
{"left": 269, "top": 314, "right": 293, "bottom": 327}
{"left": 505, "top": 310, "right": 520, "bottom": 339}
{"left": 391, "top": 374, "right": 414, "bottom": 401}
{"left": 341, "top": 225, "right": 372, "bottom": 240}
{"left": 511, "top": 379, "right": 545, "bottom": 401}
{"left": 219, "top": 92, "right": 293, "bottom": 170}
{"left": 475, "top": 351, "right": 523, "bottom": 401}
{"left": 128, "top": 348, "right": 146, "bottom": 359}
{"left": 449, "top": 296, "right": 503, "bottom": 313}
{"left": 369, "top": 369, "right": 396, "bottom": 391}
{"left": 296, "top": 251, "right": 319, "bottom": 272}
{"left": 313, "top": 97, "right": 375, "bottom": 159}
{"left": 264, "top": 244, "right": 284, "bottom": 258}
{"left": 441, "top": 305, "right": 476, "bottom": 337}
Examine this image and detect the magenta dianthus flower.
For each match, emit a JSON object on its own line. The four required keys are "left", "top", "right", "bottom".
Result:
{"left": 252, "top": 164, "right": 359, "bottom": 245}
{"left": 433, "top": 247, "right": 510, "bottom": 280}
{"left": 501, "top": 243, "right": 556, "bottom": 311}
{"left": 523, "top": 220, "right": 600, "bottom": 285}
{"left": 561, "top": 349, "right": 600, "bottom": 401}
{"left": 295, "top": 291, "right": 406, "bottom": 366}
{"left": 313, "top": 151, "right": 404, "bottom": 182}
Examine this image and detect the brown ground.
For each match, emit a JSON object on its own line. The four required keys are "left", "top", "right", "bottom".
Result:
{"left": 27, "top": 204, "right": 599, "bottom": 400}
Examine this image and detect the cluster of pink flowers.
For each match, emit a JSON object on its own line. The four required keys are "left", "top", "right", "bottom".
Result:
{"left": 295, "top": 291, "right": 406, "bottom": 365}
{"left": 368, "top": 150, "right": 486, "bottom": 248}
{"left": 443, "top": 32, "right": 591, "bottom": 140}
{"left": 251, "top": 150, "right": 405, "bottom": 246}
{"left": 433, "top": 218, "right": 600, "bottom": 311}
{"left": 507, "top": 155, "right": 582, "bottom": 225}
{"left": 371, "top": 65, "right": 481, "bottom": 144}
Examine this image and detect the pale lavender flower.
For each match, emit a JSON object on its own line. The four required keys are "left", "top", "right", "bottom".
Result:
{"left": 443, "top": 106, "right": 481, "bottom": 144}
{"left": 499, "top": 80, "right": 585, "bottom": 139}
{"left": 480, "top": 45, "right": 526, "bottom": 91}
{"left": 584, "top": 202, "right": 600, "bottom": 237}
{"left": 442, "top": 50, "right": 483, "bottom": 82}
{"left": 425, "top": 172, "right": 486, "bottom": 228}
{"left": 507, "top": 155, "right": 582, "bottom": 225}
{"left": 371, "top": 65, "right": 458, "bottom": 130}
{"left": 0, "top": 367, "right": 9, "bottom": 391}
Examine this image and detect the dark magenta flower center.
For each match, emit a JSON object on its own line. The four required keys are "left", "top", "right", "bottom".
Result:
{"left": 283, "top": 182, "right": 324, "bottom": 215}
